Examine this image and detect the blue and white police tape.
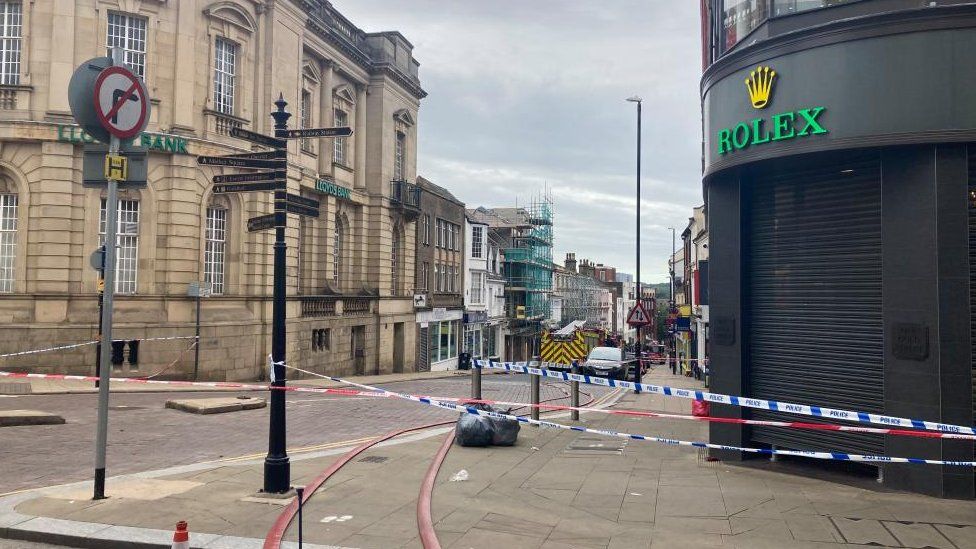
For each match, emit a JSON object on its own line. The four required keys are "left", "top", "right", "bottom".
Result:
{"left": 281, "top": 363, "right": 976, "bottom": 468}
{"left": 473, "top": 359, "right": 976, "bottom": 437}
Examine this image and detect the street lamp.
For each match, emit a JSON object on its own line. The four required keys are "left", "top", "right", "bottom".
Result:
{"left": 667, "top": 226, "right": 676, "bottom": 375}
{"left": 626, "top": 95, "right": 642, "bottom": 391}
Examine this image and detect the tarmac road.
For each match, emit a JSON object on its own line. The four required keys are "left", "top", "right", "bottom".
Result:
{"left": 0, "top": 375, "right": 606, "bottom": 495}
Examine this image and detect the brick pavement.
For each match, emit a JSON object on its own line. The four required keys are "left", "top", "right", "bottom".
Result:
{"left": 0, "top": 375, "right": 607, "bottom": 494}
{"left": 5, "top": 367, "right": 976, "bottom": 548}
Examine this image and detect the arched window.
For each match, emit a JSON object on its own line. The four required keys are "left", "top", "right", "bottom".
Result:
{"left": 333, "top": 213, "right": 343, "bottom": 287}
{"left": 0, "top": 182, "right": 17, "bottom": 293}
{"left": 100, "top": 196, "right": 140, "bottom": 294}
{"left": 391, "top": 227, "right": 401, "bottom": 296}
{"left": 205, "top": 204, "right": 227, "bottom": 295}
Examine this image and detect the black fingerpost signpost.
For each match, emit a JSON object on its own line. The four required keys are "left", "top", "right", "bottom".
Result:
{"left": 197, "top": 93, "right": 334, "bottom": 494}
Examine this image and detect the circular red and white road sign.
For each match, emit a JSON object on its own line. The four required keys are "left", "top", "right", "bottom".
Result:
{"left": 93, "top": 65, "right": 149, "bottom": 139}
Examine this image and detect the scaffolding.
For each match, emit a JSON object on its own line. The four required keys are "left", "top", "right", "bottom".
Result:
{"left": 503, "top": 194, "right": 553, "bottom": 321}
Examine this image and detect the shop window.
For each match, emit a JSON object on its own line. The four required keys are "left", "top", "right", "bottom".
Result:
{"left": 429, "top": 320, "right": 460, "bottom": 363}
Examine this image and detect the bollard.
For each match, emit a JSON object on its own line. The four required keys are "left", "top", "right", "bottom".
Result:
{"left": 531, "top": 372, "right": 540, "bottom": 421}
{"left": 570, "top": 363, "right": 580, "bottom": 422}
{"left": 296, "top": 486, "right": 304, "bottom": 548}
{"left": 472, "top": 360, "right": 482, "bottom": 400}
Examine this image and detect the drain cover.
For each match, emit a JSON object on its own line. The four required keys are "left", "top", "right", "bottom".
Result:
{"left": 358, "top": 456, "right": 389, "bottom": 464}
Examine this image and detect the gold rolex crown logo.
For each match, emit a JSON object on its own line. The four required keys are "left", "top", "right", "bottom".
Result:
{"left": 745, "top": 65, "right": 776, "bottom": 109}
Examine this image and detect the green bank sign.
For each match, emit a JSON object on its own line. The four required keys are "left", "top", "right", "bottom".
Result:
{"left": 315, "top": 179, "right": 351, "bottom": 200}
{"left": 57, "top": 125, "right": 190, "bottom": 154}
{"left": 717, "top": 107, "right": 827, "bottom": 155}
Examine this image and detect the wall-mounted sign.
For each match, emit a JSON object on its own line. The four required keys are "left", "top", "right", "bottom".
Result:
{"left": 717, "top": 66, "right": 828, "bottom": 155}
{"left": 57, "top": 125, "right": 189, "bottom": 154}
{"left": 315, "top": 178, "right": 351, "bottom": 200}
{"left": 746, "top": 65, "right": 776, "bottom": 110}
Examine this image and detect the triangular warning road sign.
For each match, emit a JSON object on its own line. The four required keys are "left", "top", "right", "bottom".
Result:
{"left": 626, "top": 302, "right": 651, "bottom": 326}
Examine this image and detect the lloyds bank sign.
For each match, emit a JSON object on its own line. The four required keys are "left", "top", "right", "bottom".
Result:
{"left": 717, "top": 65, "right": 828, "bottom": 155}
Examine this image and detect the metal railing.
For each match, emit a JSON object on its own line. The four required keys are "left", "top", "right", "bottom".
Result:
{"left": 390, "top": 180, "right": 421, "bottom": 209}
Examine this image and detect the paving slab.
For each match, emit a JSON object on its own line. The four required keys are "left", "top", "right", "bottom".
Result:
{"left": 0, "top": 410, "right": 64, "bottom": 427}
{"left": 0, "top": 381, "right": 31, "bottom": 395}
{"left": 882, "top": 520, "right": 956, "bottom": 549}
{"left": 5, "top": 367, "right": 976, "bottom": 549}
{"left": 165, "top": 396, "right": 266, "bottom": 414}
{"left": 830, "top": 517, "right": 899, "bottom": 546}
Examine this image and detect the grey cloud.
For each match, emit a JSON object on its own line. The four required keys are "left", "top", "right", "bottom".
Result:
{"left": 336, "top": 0, "right": 703, "bottom": 280}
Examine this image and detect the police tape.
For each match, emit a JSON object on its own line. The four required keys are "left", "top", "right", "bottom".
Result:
{"left": 0, "top": 370, "right": 378, "bottom": 398}
{"left": 0, "top": 336, "right": 200, "bottom": 359}
{"left": 280, "top": 364, "right": 976, "bottom": 468}
{"left": 474, "top": 360, "right": 976, "bottom": 436}
{"left": 4, "top": 366, "right": 972, "bottom": 444}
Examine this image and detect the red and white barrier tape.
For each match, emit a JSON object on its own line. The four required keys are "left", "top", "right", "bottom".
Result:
{"left": 0, "top": 336, "right": 199, "bottom": 359}
{"left": 5, "top": 367, "right": 973, "bottom": 442}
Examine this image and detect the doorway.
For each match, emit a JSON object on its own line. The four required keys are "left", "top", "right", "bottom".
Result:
{"left": 393, "top": 322, "right": 404, "bottom": 373}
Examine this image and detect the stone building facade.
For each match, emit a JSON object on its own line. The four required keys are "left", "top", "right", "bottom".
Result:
{"left": 0, "top": 0, "right": 424, "bottom": 380}
{"left": 413, "top": 176, "right": 464, "bottom": 371}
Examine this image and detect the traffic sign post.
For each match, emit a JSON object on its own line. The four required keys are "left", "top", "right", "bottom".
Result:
{"left": 265, "top": 94, "right": 291, "bottom": 494}
{"left": 213, "top": 171, "right": 285, "bottom": 185}
{"left": 213, "top": 181, "right": 279, "bottom": 194}
{"left": 626, "top": 302, "right": 651, "bottom": 327}
{"left": 69, "top": 47, "right": 152, "bottom": 501}
{"left": 274, "top": 126, "right": 353, "bottom": 139}
{"left": 247, "top": 214, "right": 276, "bottom": 233}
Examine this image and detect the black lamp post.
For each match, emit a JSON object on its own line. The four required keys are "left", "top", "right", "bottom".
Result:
{"left": 626, "top": 95, "right": 642, "bottom": 390}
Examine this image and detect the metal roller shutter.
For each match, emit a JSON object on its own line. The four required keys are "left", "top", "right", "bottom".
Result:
{"left": 969, "top": 148, "right": 976, "bottom": 426}
{"left": 747, "top": 153, "right": 884, "bottom": 455}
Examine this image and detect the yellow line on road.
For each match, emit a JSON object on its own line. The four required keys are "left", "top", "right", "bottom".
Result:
{"left": 211, "top": 436, "right": 377, "bottom": 464}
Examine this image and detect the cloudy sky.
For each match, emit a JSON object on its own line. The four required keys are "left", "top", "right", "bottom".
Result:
{"left": 337, "top": 1, "right": 704, "bottom": 282}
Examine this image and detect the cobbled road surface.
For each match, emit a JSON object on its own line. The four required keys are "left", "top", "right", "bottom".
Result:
{"left": 0, "top": 375, "right": 609, "bottom": 494}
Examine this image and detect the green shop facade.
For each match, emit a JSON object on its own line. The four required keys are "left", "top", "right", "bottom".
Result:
{"left": 702, "top": 0, "right": 976, "bottom": 498}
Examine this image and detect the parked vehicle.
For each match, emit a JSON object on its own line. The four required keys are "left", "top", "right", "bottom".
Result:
{"left": 582, "top": 346, "right": 627, "bottom": 380}
{"left": 645, "top": 342, "right": 666, "bottom": 364}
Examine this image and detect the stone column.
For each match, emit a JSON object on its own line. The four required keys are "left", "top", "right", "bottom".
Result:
{"left": 318, "top": 61, "right": 334, "bottom": 178}
{"left": 354, "top": 84, "right": 367, "bottom": 190}
{"left": 171, "top": 0, "right": 196, "bottom": 131}
{"left": 46, "top": 0, "right": 76, "bottom": 115}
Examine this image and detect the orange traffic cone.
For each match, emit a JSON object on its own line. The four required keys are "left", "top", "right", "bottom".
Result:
{"left": 171, "top": 521, "right": 189, "bottom": 549}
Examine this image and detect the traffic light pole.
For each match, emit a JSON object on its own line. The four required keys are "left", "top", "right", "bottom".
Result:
{"left": 264, "top": 94, "right": 291, "bottom": 494}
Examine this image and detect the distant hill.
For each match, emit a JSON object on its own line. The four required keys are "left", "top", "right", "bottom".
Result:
{"left": 645, "top": 282, "right": 671, "bottom": 300}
